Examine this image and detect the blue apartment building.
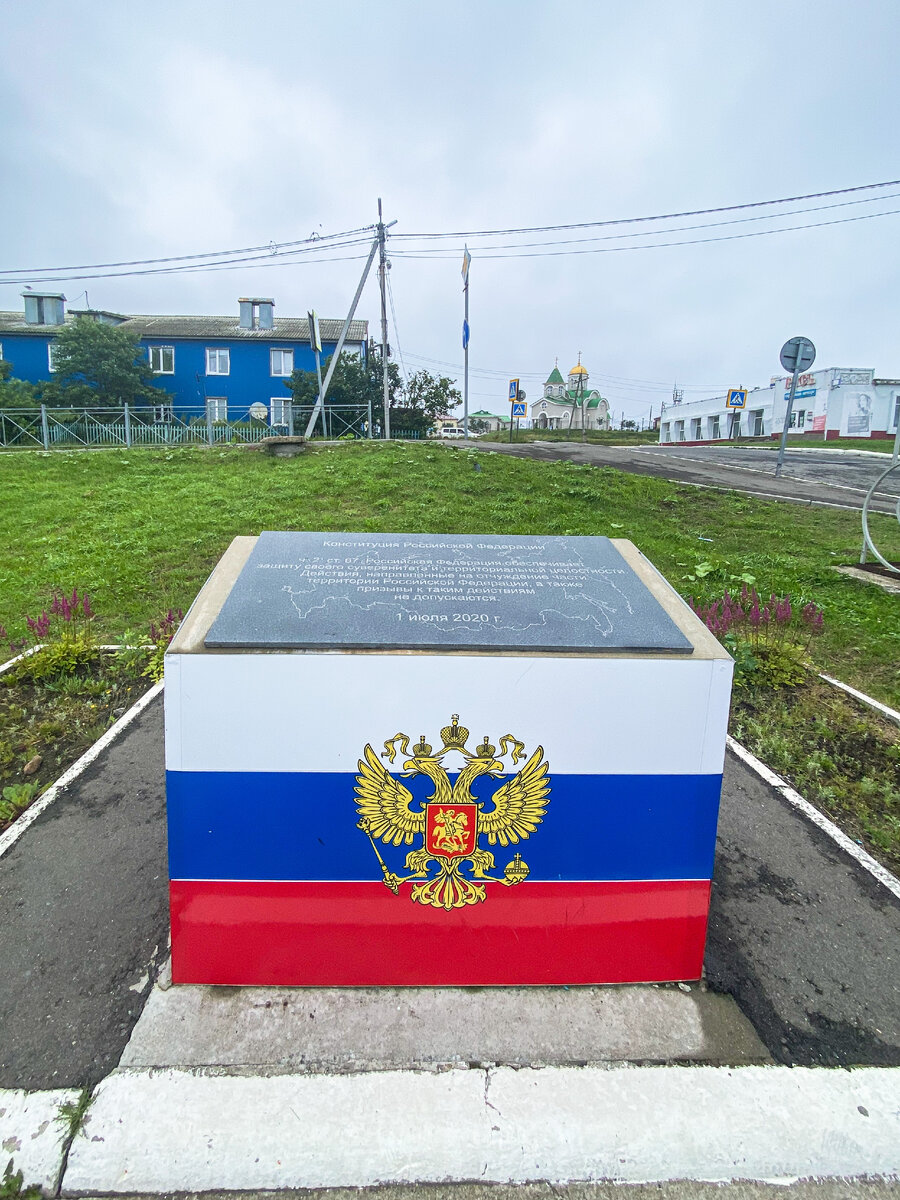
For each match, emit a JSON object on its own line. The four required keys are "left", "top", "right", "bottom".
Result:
{"left": 0, "top": 292, "right": 368, "bottom": 424}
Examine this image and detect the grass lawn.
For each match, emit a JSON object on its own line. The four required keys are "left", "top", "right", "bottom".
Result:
{"left": 1, "top": 441, "right": 898, "bottom": 704}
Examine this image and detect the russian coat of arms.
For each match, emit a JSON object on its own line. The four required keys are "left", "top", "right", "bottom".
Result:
{"left": 355, "top": 714, "right": 551, "bottom": 910}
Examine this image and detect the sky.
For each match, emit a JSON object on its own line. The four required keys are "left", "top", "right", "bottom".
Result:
{"left": 2, "top": 0, "right": 899, "bottom": 422}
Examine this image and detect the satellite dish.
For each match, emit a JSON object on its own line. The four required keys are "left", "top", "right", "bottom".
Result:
{"left": 249, "top": 402, "right": 268, "bottom": 421}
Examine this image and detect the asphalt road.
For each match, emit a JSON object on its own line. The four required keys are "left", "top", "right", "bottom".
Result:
{"left": 481, "top": 441, "right": 900, "bottom": 513}
{"left": 0, "top": 694, "right": 897, "bottom": 1088}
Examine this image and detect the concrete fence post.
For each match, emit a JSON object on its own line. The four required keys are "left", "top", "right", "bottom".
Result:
{"left": 40, "top": 404, "right": 50, "bottom": 450}
{"left": 206, "top": 403, "right": 214, "bottom": 447}
{"left": 124, "top": 402, "right": 132, "bottom": 447}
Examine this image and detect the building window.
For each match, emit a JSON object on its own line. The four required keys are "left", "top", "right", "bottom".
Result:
{"left": 751, "top": 410, "right": 764, "bottom": 437}
{"left": 270, "top": 398, "right": 291, "bottom": 426}
{"left": 206, "top": 397, "right": 227, "bottom": 421}
{"left": 675, "top": 420, "right": 685, "bottom": 442}
{"left": 729, "top": 413, "right": 741, "bottom": 438}
{"left": 661, "top": 422, "right": 670, "bottom": 441}
{"left": 149, "top": 345, "right": 175, "bottom": 374}
{"left": 48, "top": 343, "right": 59, "bottom": 372}
{"left": 691, "top": 418, "right": 702, "bottom": 440}
{"left": 789, "top": 409, "right": 806, "bottom": 428}
{"left": 708, "top": 415, "right": 721, "bottom": 439}
{"left": 893, "top": 396, "right": 900, "bottom": 430}
{"left": 206, "top": 347, "right": 230, "bottom": 375}
{"left": 270, "top": 349, "right": 294, "bottom": 377}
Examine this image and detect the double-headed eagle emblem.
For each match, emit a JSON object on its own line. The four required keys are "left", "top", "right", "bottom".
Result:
{"left": 355, "top": 714, "right": 551, "bottom": 910}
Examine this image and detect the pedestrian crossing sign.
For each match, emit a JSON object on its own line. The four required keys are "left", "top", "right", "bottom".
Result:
{"left": 512, "top": 401, "right": 527, "bottom": 417}
{"left": 726, "top": 388, "right": 747, "bottom": 409}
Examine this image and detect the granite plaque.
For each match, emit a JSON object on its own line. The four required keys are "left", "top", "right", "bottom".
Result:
{"left": 204, "top": 531, "right": 693, "bottom": 653}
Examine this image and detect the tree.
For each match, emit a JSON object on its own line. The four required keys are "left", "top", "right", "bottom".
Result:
{"left": 49, "top": 316, "right": 163, "bottom": 407}
{"left": 283, "top": 343, "right": 403, "bottom": 411}
{"left": 404, "top": 369, "right": 461, "bottom": 425}
{"left": 0, "top": 360, "right": 39, "bottom": 407}
{"left": 282, "top": 346, "right": 459, "bottom": 438}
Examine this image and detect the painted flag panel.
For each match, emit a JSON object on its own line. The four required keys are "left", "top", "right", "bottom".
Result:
{"left": 165, "top": 647, "right": 730, "bottom": 985}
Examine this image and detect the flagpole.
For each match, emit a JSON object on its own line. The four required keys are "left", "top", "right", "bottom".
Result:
{"left": 462, "top": 246, "right": 470, "bottom": 439}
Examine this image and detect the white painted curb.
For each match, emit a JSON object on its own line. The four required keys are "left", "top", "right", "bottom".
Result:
{"left": 63, "top": 1064, "right": 900, "bottom": 1191}
{"left": 0, "top": 1087, "right": 80, "bottom": 1193}
{"left": 727, "top": 736, "right": 900, "bottom": 902}
{"left": 0, "top": 680, "right": 163, "bottom": 861}
{"left": 819, "top": 672, "right": 900, "bottom": 725}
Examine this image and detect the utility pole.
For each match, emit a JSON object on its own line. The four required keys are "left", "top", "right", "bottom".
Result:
{"left": 377, "top": 198, "right": 390, "bottom": 440}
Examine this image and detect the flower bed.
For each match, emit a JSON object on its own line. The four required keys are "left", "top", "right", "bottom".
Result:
{"left": 691, "top": 588, "right": 900, "bottom": 875}
{"left": 0, "top": 591, "right": 179, "bottom": 832}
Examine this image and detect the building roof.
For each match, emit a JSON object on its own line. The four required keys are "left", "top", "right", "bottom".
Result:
{"left": 545, "top": 366, "right": 565, "bottom": 385}
{"left": 0, "top": 310, "right": 367, "bottom": 343}
{"left": 117, "top": 315, "right": 368, "bottom": 342}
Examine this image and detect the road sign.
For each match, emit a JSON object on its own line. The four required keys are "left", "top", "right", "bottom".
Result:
{"left": 307, "top": 310, "right": 322, "bottom": 354}
{"left": 512, "top": 401, "right": 526, "bottom": 417}
{"left": 461, "top": 246, "right": 471, "bottom": 284}
{"left": 780, "top": 337, "right": 816, "bottom": 374}
{"left": 725, "top": 388, "right": 747, "bottom": 410}
{"left": 508, "top": 378, "right": 519, "bottom": 401}
{"left": 462, "top": 319, "right": 470, "bottom": 350}
{"left": 776, "top": 336, "right": 817, "bottom": 478}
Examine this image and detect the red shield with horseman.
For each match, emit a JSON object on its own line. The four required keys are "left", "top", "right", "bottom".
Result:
{"left": 425, "top": 802, "right": 478, "bottom": 860}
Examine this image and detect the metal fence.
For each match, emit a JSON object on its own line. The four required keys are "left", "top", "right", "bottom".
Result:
{"left": 0, "top": 403, "right": 423, "bottom": 450}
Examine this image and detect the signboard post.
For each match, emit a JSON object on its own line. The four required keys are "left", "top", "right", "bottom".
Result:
{"left": 776, "top": 337, "right": 816, "bottom": 477}
{"left": 508, "top": 379, "right": 519, "bottom": 443}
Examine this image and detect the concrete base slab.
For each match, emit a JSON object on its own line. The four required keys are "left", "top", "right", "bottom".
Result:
{"left": 120, "top": 974, "right": 770, "bottom": 1072}
{"left": 63, "top": 1065, "right": 900, "bottom": 1192}
{"left": 0, "top": 1087, "right": 79, "bottom": 1192}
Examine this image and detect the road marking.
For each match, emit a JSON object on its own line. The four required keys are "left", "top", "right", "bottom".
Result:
{"left": 0, "top": 680, "right": 164, "bottom": 861}
{"left": 727, "top": 736, "right": 900, "bottom": 902}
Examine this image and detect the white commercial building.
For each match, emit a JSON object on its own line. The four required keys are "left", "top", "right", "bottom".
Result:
{"left": 659, "top": 368, "right": 900, "bottom": 445}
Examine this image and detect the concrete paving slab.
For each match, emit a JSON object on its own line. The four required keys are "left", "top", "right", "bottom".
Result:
{"left": 0, "top": 1087, "right": 79, "bottom": 1192}
{"left": 62, "top": 1065, "right": 900, "bottom": 1193}
{"left": 120, "top": 976, "right": 770, "bottom": 1072}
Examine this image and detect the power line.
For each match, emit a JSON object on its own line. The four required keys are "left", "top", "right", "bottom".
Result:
{"left": 388, "top": 191, "right": 900, "bottom": 256}
{"left": 0, "top": 225, "right": 376, "bottom": 277}
{"left": 391, "top": 206, "right": 900, "bottom": 262}
{"left": 0, "top": 238, "right": 375, "bottom": 285}
{"left": 386, "top": 271, "right": 407, "bottom": 387}
{"left": 392, "top": 179, "right": 900, "bottom": 240}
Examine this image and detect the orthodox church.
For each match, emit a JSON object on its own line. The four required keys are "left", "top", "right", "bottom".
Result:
{"left": 530, "top": 357, "right": 610, "bottom": 431}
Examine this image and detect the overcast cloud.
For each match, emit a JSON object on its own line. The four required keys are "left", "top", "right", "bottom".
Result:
{"left": 1, "top": 0, "right": 899, "bottom": 419}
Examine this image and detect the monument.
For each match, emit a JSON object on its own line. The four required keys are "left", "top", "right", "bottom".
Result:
{"left": 165, "top": 532, "right": 732, "bottom": 985}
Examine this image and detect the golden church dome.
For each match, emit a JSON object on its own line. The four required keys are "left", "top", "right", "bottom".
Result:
{"left": 569, "top": 363, "right": 588, "bottom": 375}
